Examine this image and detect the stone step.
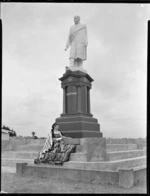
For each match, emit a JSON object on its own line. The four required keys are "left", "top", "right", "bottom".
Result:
{"left": 106, "top": 150, "right": 146, "bottom": 161}
{"left": 9, "top": 138, "right": 46, "bottom": 145}
{"left": 76, "top": 144, "right": 138, "bottom": 153}
{"left": 25, "top": 139, "right": 46, "bottom": 145}
{"left": 11, "top": 142, "right": 79, "bottom": 152}
{"left": 106, "top": 144, "right": 137, "bottom": 152}
{"left": 71, "top": 150, "right": 146, "bottom": 162}
{"left": 13, "top": 144, "right": 43, "bottom": 152}
{"left": 70, "top": 153, "right": 87, "bottom": 161}
{"left": 2, "top": 158, "right": 34, "bottom": 167}
{"left": 132, "top": 164, "right": 147, "bottom": 170}
{"left": 63, "top": 156, "right": 146, "bottom": 171}
{"left": 75, "top": 145, "right": 85, "bottom": 152}
{"left": 3, "top": 140, "right": 138, "bottom": 153}
{"left": 2, "top": 151, "right": 38, "bottom": 159}
{"left": 26, "top": 138, "right": 80, "bottom": 146}
{"left": 2, "top": 149, "right": 146, "bottom": 163}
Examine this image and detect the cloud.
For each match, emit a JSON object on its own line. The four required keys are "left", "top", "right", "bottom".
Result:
{"left": 91, "top": 68, "right": 146, "bottom": 138}
{"left": 2, "top": 3, "right": 147, "bottom": 138}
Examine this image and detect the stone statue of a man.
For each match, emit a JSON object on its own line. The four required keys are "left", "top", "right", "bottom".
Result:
{"left": 65, "top": 16, "right": 88, "bottom": 72}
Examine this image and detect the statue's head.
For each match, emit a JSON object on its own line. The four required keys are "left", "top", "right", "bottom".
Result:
{"left": 74, "top": 16, "right": 80, "bottom": 24}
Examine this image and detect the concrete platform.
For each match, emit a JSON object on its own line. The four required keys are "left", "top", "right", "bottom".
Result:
{"left": 16, "top": 163, "right": 146, "bottom": 188}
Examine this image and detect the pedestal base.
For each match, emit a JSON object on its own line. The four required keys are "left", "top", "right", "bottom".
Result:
{"left": 56, "top": 114, "right": 103, "bottom": 138}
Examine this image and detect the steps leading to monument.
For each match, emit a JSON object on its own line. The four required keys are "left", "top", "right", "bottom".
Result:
{"left": 2, "top": 149, "right": 146, "bottom": 170}
{"left": 75, "top": 145, "right": 85, "bottom": 152}
{"left": 76, "top": 143, "right": 138, "bottom": 153}
{"left": 106, "top": 144, "right": 137, "bottom": 152}
{"left": 70, "top": 149, "right": 146, "bottom": 161}
{"left": 106, "top": 150, "right": 146, "bottom": 161}
{"left": 2, "top": 145, "right": 146, "bottom": 166}
{"left": 13, "top": 144, "right": 44, "bottom": 152}
{"left": 2, "top": 138, "right": 146, "bottom": 172}
{"left": 2, "top": 137, "right": 145, "bottom": 188}
{"left": 63, "top": 156, "right": 146, "bottom": 171}
{"left": 3, "top": 140, "right": 138, "bottom": 153}
{"left": 2, "top": 149, "right": 146, "bottom": 164}
{"left": 70, "top": 152, "right": 87, "bottom": 161}
{"left": 2, "top": 151, "right": 38, "bottom": 159}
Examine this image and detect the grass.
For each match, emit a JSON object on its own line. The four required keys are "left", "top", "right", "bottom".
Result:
{"left": 1, "top": 171, "right": 147, "bottom": 194}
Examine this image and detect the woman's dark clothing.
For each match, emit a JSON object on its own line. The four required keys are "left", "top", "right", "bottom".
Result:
{"left": 34, "top": 133, "right": 76, "bottom": 165}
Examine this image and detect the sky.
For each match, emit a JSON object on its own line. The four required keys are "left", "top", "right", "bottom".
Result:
{"left": 1, "top": 3, "right": 149, "bottom": 138}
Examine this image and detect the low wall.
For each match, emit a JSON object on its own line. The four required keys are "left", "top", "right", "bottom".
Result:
{"left": 16, "top": 163, "right": 146, "bottom": 188}
{"left": 16, "top": 163, "right": 119, "bottom": 185}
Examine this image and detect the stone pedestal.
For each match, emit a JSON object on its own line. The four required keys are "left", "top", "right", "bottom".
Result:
{"left": 56, "top": 70, "right": 102, "bottom": 138}
{"left": 80, "top": 138, "right": 106, "bottom": 161}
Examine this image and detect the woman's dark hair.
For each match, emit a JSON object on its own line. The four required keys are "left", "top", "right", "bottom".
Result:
{"left": 51, "top": 122, "right": 58, "bottom": 138}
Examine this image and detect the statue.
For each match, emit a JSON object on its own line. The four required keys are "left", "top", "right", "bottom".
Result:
{"left": 65, "top": 16, "right": 88, "bottom": 73}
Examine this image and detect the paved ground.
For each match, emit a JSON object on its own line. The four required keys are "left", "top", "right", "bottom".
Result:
{"left": 1, "top": 166, "right": 147, "bottom": 194}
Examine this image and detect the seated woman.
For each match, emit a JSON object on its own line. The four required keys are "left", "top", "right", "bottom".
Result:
{"left": 34, "top": 122, "right": 76, "bottom": 165}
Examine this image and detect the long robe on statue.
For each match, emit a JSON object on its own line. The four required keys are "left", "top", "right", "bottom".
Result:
{"left": 66, "top": 23, "right": 88, "bottom": 60}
